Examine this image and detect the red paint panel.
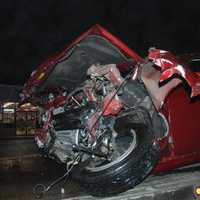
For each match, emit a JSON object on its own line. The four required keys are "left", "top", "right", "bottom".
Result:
{"left": 148, "top": 48, "right": 200, "bottom": 98}
{"left": 154, "top": 84, "right": 200, "bottom": 173}
{"left": 154, "top": 152, "right": 200, "bottom": 173}
{"left": 165, "top": 86, "right": 200, "bottom": 155}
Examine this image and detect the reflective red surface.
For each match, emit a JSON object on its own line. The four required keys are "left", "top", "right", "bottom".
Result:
{"left": 23, "top": 25, "right": 200, "bottom": 174}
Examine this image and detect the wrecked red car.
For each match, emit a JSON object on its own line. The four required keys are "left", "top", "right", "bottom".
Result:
{"left": 21, "top": 25, "right": 200, "bottom": 196}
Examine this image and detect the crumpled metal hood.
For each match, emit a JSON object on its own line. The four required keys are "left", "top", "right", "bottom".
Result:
{"left": 21, "top": 24, "right": 143, "bottom": 101}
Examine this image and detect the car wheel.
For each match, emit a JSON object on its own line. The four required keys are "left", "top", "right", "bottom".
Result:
{"left": 74, "top": 107, "right": 160, "bottom": 196}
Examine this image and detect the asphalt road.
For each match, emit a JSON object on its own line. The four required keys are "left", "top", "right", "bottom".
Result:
{"left": 0, "top": 139, "right": 200, "bottom": 200}
{"left": 0, "top": 165, "right": 200, "bottom": 200}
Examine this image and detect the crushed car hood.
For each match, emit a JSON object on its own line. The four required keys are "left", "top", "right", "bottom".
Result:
{"left": 22, "top": 24, "right": 143, "bottom": 101}
{"left": 21, "top": 25, "right": 200, "bottom": 106}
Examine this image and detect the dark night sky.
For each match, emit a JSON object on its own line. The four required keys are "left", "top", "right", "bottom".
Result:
{"left": 0, "top": 0, "right": 200, "bottom": 85}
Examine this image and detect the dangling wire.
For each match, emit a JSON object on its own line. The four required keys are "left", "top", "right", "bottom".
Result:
{"left": 33, "top": 153, "right": 81, "bottom": 199}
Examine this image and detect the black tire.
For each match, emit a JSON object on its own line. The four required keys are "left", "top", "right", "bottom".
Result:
{"left": 73, "top": 107, "right": 160, "bottom": 196}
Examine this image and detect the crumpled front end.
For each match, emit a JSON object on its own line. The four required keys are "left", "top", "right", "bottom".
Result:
{"left": 21, "top": 25, "right": 200, "bottom": 176}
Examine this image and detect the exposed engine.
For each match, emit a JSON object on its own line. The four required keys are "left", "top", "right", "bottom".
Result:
{"left": 34, "top": 63, "right": 166, "bottom": 165}
{"left": 34, "top": 64, "right": 124, "bottom": 163}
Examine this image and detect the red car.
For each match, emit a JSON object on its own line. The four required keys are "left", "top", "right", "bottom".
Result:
{"left": 21, "top": 24, "right": 200, "bottom": 197}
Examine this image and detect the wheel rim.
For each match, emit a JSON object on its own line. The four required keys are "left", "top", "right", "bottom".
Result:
{"left": 86, "top": 128, "right": 137, "bottom": 172}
